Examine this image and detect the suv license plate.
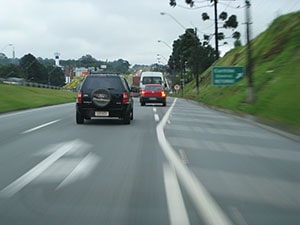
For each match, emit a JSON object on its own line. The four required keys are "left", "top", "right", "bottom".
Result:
{"left": 95, "top": 111, "right": 109, "bottom": 117}
{"left": 149, "top": 97, "right": 157, "bottom": 100}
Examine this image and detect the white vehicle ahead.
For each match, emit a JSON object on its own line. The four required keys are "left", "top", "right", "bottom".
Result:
{"left": 139, "top": 71, "right": 165, "bottom": 90}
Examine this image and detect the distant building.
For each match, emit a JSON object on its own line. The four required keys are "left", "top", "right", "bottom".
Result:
{"left": 74, "top": 67, "right": 89, "bottom": 76}
{"left": 64, "top": 65, "right": 74, "bottom": 84}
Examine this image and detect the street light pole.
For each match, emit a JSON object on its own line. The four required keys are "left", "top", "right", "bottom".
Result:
{"left": 160, "top": 12, "right": 199, "bottom": 40}
{"left": 8, "top": 44, "right": 15, "bottom": 64}
{"left": 160, "top": 12, "right": 187, "bottom": 31}
{"left": 160, "top": 12, "right": 202, "bottom": 95}
{"left": 157, "top": 40, "right": 172, "bottom": 50}
{"left": 158, "top": 40, "right": 176, "bottom": 91}
{"left": 1, "top": 44, "right": 15, "bottom": 64}
{"left": 157, "top": 54, "right": 168, "bottom": 62}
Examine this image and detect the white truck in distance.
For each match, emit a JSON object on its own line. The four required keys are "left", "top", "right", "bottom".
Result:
{"left": 139, "top": 71, "right": 165, "bottom": 90}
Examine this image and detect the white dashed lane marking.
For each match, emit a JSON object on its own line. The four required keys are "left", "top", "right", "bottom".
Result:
{"left": 22, "top": 120, "right": 60, "bottom": 134}
{"left": 153, "top": 107, "right": 160, "bottom": 122}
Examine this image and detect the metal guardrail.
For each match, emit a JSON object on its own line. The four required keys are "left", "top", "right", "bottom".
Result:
{"left": 23, "top": 82, "right": 62, "bottom": 90}
{"left": 0, "top": 78, "right": 62, "bottom": 90}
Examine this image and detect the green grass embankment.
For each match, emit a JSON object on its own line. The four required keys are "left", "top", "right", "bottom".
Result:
{"left": 177, "top": 12, "right": 300, "bottom": 133}
{"left": 0, "top": 84, "right": 76, "bottom": 113}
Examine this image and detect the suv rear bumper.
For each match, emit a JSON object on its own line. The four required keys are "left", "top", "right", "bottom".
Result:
{"left": 76, "top": 103, "right": 131, "bottom": 119}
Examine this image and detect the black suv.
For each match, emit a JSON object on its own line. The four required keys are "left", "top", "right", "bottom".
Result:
{"left": 76, "top": 74, "right": 133, "bottom": 124}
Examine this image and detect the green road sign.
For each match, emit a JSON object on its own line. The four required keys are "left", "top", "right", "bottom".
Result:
{"left": 212, "top": 66, "right": 244, "bottom": 86}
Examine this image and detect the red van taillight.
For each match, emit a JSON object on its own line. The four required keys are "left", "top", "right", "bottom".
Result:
{"left": 122, "top": 92, "right": 129, "bottom": 103}
{"left": 77, "top": 91, "right": 82, "bottom": 103}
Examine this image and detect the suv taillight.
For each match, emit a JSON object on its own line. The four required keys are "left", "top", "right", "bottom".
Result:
{"left": 77, "top": 91, "right": 82, "bottom": 103}
{"left": 122, "top": 92, "right": 129, "bottom": 103}
{"left": 161, "top": 91, "right": 166, "bottom": 97}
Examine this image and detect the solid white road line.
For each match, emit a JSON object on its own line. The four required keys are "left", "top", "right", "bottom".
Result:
{"left": 163, "top": 163, "right": 190, "bottom": 225}
{"left": 179, "top": 149, "right": 189, "bottom": 165}
{"left": 22, "top": 119, "right": 60, "bottom": 134}
{"left": 0, "top": 139, "right": 81, "bottom": 197}
{"left": 156, "top": 98, "right": 233, "bottom": 225}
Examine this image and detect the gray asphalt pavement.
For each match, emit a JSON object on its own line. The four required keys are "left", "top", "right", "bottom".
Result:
{"left": 0, "top": 97, "right": 299, "bottom": 225}
{"left": 164, "top": 98, "right": 300, "bottom": 225}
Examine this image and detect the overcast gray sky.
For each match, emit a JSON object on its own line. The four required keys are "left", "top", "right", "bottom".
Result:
{"left": 1, "top": 0, "right": 299, "bottom": 65}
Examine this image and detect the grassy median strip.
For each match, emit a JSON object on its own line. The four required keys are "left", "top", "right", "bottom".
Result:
{"left": 0, "top": 84, "right": 76, "bottom": 113}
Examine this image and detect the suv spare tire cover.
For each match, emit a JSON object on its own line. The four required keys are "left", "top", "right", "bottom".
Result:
{"left": 91, "top": 89, "right": 111, "bottom": 107}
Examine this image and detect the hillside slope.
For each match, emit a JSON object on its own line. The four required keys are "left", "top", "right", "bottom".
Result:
{"left": 182, "top": 12, "right": 300, "bottom": 133}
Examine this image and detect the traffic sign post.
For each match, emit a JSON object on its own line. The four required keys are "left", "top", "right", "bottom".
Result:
{"left": 212, "top": 66, "right": 244, "bottom": 86}
{"left": 174, "top": 84, "right": 180, "bottom": 91}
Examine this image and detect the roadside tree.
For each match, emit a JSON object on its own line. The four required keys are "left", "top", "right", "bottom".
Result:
{"left": 20, "top": 54, "right": 48, "bottom": 83}
{"left": 168, "top": 29, "right": 215, "bottom": 94}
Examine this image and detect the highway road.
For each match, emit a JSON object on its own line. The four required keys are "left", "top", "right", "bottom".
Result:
{"left": 0, "top": 97, "right": 299, "bottom": 225}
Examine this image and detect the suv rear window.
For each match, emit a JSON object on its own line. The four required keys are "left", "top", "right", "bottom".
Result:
{"left": 83, "top": 76, "right": 124, "bottom": 90}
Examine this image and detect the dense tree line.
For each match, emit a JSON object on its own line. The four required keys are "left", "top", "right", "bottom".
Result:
{"left": 59, "top": 54, "right": 130, "bottom": 74}
{"left": 0, "top": 53, "right": 133, "bottom": 86}
{"left": 0, "top": 53, "right": 65, "bottom": 86}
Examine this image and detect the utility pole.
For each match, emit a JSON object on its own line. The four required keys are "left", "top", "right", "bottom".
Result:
{"left": 9, "top": 44, "right": 15, "bottom": 64}
{"left": 194, "top": 27, "right": 200, "bottom": 95}
{"left": 245, "top": 0, "right": 254, "bottom": 102}
{"left": 213, "top": 0, "right": 219, "bottom": 60}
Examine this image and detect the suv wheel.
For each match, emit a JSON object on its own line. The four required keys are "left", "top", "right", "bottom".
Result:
{"left": 92, "top": 89, "right": 111, "bottom": 107}
{"left": 76, "top": 111, "right": 84, "bottom": 124}
{"left": 130, "top": 109, "right": 133, "bottom": 120}
{"left": 123, "top": 111, "right": 131, "bottom": 124}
